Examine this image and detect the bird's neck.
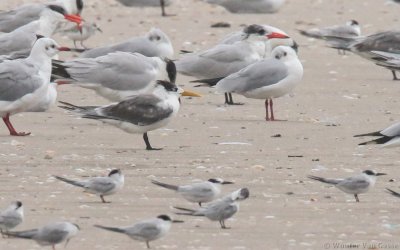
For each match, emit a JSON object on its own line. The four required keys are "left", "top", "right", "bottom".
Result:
{"left": 37, "top": 15, "right": 60, "bottom": 37}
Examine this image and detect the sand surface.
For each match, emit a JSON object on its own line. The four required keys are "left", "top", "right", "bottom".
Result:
{"left": 1, "top": 0, "right": 400, "bottom": 249}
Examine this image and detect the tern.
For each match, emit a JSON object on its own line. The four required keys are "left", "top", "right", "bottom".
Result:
{"left": 58, "top": 80, "right": 200, "bottom": 150}
{"left": 115, "top": 0, "right": 172, "bottom": 17}
{"left": 4, "top": 221, "right": 79, "bottom": 250}
{"left": 216, "top": 46, "right": 303, "bottom": 121}
{"left": 94, "top": 214, "right": 183, "bottom": 249}
{"left": 80, "top": 28, "right": 173, "bottom": 59}
{"left": 151, "top": 178, "right": 234, "bottom": 206}
{"left": 52, "top": 52, "right": 177, "bottom": 102}
{"left": 58, "top": 22, "right": 102, "bottom": 49}
{"left": 174, "top": 188, "right": 249, "bottom": 229}
{"left": 0, "top": 38, "right": 71, "bottom": 136}
{"left": 308, "top": 170, "right": 386, "bottom": 202}
{"left": 0, "top": 201, "right": 24, "bottom": 235}
{"left": 53, "top": 169, "right": 124, "bottom": 203}
{"left": 354, "top": 121, "right": 400, "bottom": 148}
{"left": 204, "top": 0, "right": 285, "bottom": 14}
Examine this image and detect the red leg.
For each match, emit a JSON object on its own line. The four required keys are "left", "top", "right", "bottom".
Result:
{"left": 270, "top": 99, "right": 275, "bottom": 121}
{"left": 265, "top": 99, "right": 270, "bottom": 121}
{"left": 2, "top": 114, "right": 30, "bottom": 136}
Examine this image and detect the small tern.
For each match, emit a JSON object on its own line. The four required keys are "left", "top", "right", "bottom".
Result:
{"left": 0, "top": 201, "right": 24, "bottom": 235}
{"left": 151, "top": 178, "right": 234, "bottom": 206}
{"left": 53, "top": 169, "right": 124, "bottom": 203}
{"left": 59, "top": 22, "right": 102, "bottom": 49}
{"left": 4, "top": 221, "right": 79, "bottom": 250}
{"left": 174, "top": 188, "right": 249, "bottom": 229}
{"left": 94, "top": 214, "right": 183, "bottom": 249}
{"left": 354, "top": 122, "right": 400, "bottom": 148}
{"left": 308, "top": 170, "right": 386, "bottom": 202}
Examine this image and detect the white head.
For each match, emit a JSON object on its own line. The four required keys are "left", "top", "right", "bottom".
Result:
{"left": 346, "top": 19, "right": 361, "bottom": 36}
{"left": 230, "top": 188, "right": 250, "bottom": 201}
{"left": 29, "top": 38, "right": 70, "bottom": 59}
{"left": 146, "top": 28, "right": 174, "bottom": 58}
{"left": 8, "top": 201, "right": 23, "bottom": 214}
{"left": 108, "top": 169, "right": 124, "bottom": 181}
{"left": 271, "top": 46, "right": 298, "bottom": 62}
{"left": 39, "top": 5, "right": 82, "bottom": 36}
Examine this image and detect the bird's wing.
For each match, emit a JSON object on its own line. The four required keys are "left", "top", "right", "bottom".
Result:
{"left": 337, "top": 176, "right": 369, "bottom": 190}
{"left": 129, "top": 220, "right": 160, "bottom": 239}
{"left": 86, "top": 177, "right": 116, "bottom": 194}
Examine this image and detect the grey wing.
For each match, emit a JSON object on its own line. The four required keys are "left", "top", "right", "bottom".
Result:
{"left": 181, "top": 183, "right": 214, "bottom": 199}
{"left": 65, "top": 52, "right": 158, "bottom": 91}
{"left": 38, "top": 226, "right": 68, "bottom": 244}
{"left": 219, "top": 31, "right": 246, "bottom": 44}
{"left": 129, "top": 221, "right": 160, "bottom": 239}
{"left": 0, "top": 29, "right": 35, "bottom": 56}
{"left": 0, "top": 61, "right": 43, "bottom": 101}
{"left": 86, "top": 177, "right": 116, "bottom": 194}
{"left": 202, "top": 201, "right": 237, "bottom": 220}
{"left": 92, "top": 95, "right": 173, "bottom": 126}
{"left": 0, "top": 4, "right": 43, "bottom": 32}
{"left": 216, "top": 58, "right": 288, "bottom": 93}
{"left": 321, "top": 25, "right": 359, "bottom": 38}
{"left": 337, "top": 176, "right": 369, "bottom": 191}
{"left": 380, "top": 122, "right": 400, "bottom": 137}
{"left": 352, "top": 31, "right": 400, "bottom": 52}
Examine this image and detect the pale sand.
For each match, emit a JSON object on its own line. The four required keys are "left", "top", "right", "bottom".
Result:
{"left": 0, "top": 0, "right": 400, "bottom": 249}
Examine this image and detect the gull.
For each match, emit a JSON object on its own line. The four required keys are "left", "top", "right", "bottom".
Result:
{"left": 51, "top": 52, "right": 177, "bottom": 102}
{"left": 0, "top": 5, "right": 82, "bottom": 59}
{"left": 4, "top": 221, "right": 79, "bottom": 250}
{"left": 58, "top": 80, "right": 200, "bottom": 150}
{"left": 59, "top": 22, "right": 102, "bottom": 49}
{"left": 0, "top": 38, "right": 71, "bottom": 136}
{"left": 0, "top": 0, "right": 83, "bottom": 33}
{"left": 94, "top": 214, "right": 183, "bottom": 249}
{"left": 308, "top": 170, "right": 386, "bottom": 202}
{"left": 178, "top": 24, "right": 291, "bottom": 105}
{"left": 216, "top": 46, "right": 303, "bottom": 121}
{"left": 151, "top": 178, "right": 234, "bottom": 206}
{"left": 115, "top": 0, "right": 172, "bottom": 17}
{"left": 0, "top": 201, "right": 24, "bottom": 235}
{"left": 354, "top": 121, "right": 400, "bottom": 148}
{"left": 53, "top": 169, "right": 124, "bottom": 203}
{"left": 174, "top": 187, "right": 249, "bottom": 229}
{"left": 204, "top": 0, "right": 285, "bottom": 14}
{"left": 80, "top": 28, "right": 173, "bottom": 58}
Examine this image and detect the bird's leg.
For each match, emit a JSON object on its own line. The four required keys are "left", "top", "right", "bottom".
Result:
{"left": 2, "top": 114, "right": 30, "bottom": 136}
{"left": 198, "top": 202, "right": 202, "bottom": 207}
{"left": 224, "top": 93, "right": 230, "bottom": 104}
{"left": 269, "top": 99, "right": 275, "bottom": 121}
{"left": 52, "top": 245, "right": 56, "bottom": 250}
{"left": 146, "top": 241, "right": 150, "bottom": 249}
{"left": 100, "top": 195, "right": 109, "bottom": 203}
{"left": 219, "top": 220, "right": 225, "bottom": 229}
{"left": 226, "top": 93, "right": 244, "bottom": 105}
{"left": 392, "top": 70, "right": 400, "bottom": 81}
{"left": 143, "top": 133, "right": 162, "bottom": 150}
{"left": 80, "top": 41, "right": 87, "bottom": 49}
{"left": 73, "top": 40, "right": 77, "bottom": 49}
{"left": 354, "top": 194, "right": 359, "bottom": 202}
{"left": 160, "top": 0, "right": 166, "bottom": 16}
{"left": 265, "top": 99, "right": 270, "bottom": 121}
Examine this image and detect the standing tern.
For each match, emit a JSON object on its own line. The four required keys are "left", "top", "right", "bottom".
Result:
{"left": 51, "top": 52, "right": 176, "bottom": 102}
{"left": 308, "top": 170, "right": 386, "bottom": 202}
{"left": 0, "top": 0, "right": 83, "bottom": 32}
{"left": 58, "top": 81, "right": 200, "bottom": 150}
{"left": 174, "top": 188, "right": 249, "bottom": 229}
{"left": 59, "top": 22, "right": 102, "bottom": 49}
{"left": 53, "top": 169, "right": 124, "bottom": 203}
{"left": 94, "top": 214, "right": 183, "bottom": 249}
{"left": 0, "top": 5, "right": 82, "bottom": 59}
{"left": 0, "top": 38, "right": 71, "bottom": 136}
{"left": 0, "top": 201, "right": 24, "bottom": 235}
{"left": 354, "top": 122, "right": 400, "bottom": 148}
{"left": 204, "top": 0, "right": 285, "bottom": 14}
{"left": 80, "top": 28, "right": 173, "bottom": 58}
{"left": 216, "top": 46, "right": 303, "bottom": 121}
{"left": 115, "top": 0, "right": 172, "bottom": 17}
{"left": 151, "top": 178, "right": 234, "bottom": 206}
{"left": 4, "top": 221, "right": 79, "bottom": 250}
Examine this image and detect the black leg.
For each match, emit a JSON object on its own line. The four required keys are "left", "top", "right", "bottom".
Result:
{"left": 392, "top": 70, "right": 400, "bottom": 81}
{"left": 224, "top": 93, "right": 230, "bottom": 104}
{"left": 354, "top": 194, "right": 359, "bottom": 202}
{"left": 143, "top": 133, "right": 162, "bottom": 150}
{"left": 146, "top": 241, "right": 150, "bottom": 249}
{"left": 226, "top": 93, "right": 244, "bottom": 105}
{"left": 160, "top": 0, "right": 166, "bottom": 16}
{"left": 198, "top": 202, "right": 202, "bottom": 207}
{"left": 265, "top": 99, "right": 269, "bottom": 121}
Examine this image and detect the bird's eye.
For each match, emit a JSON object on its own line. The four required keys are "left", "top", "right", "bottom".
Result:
{"left": 275, "top": 55, "right": 279, "bottom": 59}
{"left": 173, "top": 87, "right": 178, "bottom": 92}
{"left": 156, "top": 36, "right": 161, "bottom": 41}
{"left": 45, "top": 46, "right": 49, "bottom": 50}
{"left": 283, "top": 52, "right": 287, "bottom": 56}
{"left": 50, "top": 45, "right": 55, "bottom": 49}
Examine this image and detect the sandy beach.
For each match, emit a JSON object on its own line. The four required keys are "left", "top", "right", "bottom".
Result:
{"left": 0, "top": 0, "right": 400, "bottom": 249}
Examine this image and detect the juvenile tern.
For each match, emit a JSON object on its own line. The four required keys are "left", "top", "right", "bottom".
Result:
{"left": 58, "top": 81, "right": 200, "bottom": 150}
{"left": 94, "top": 214, "right": 183, "bottom": 249}
{"left": 59, "top": 22, "right": 102, "bottom": 49}
{"left": 151, "top": 178, "right": 234, "bottom": 206}
{"left": 0, "top": 38, "right": 71, "bottom": 136}
{"left": 0, "top": 201, "right": 24, "bottom": 235}
{"left": 354, "top": 121, "right": 400, "bottom": 148}
{"left": 204, "top": 0, "right": 285, "bottom": 14}
{"left": 80, "top": 28, "right": 173, "bottom": 58}
{"left": 53, "top": 169, "right": 124, "bottom": 203}
{"left": 308, "top": 170, "right": 386, "bottom": 202}
{"left": 174, "top": 188, "right": 249, "bottom": 229}
{"left": 4, "top": 221, "right": 79, "bottom": 250}
{"left": 216, "top": 46, "right": 303, "bottom": 121}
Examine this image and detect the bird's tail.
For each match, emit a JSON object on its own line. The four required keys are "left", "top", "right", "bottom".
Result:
{"left": 297, "top": 29, "right": 321, "bottom": 39}
{"left": 191, "top": 77, "right": 224, "bottom": 87}
{"left": 4, "top": 229, "right": 38, "bottom": 239}
{"left": 307, "top": 175, "right": 341, "bottom": 185}
{"left": 173, "top": 206, "right": 202, "bottom": 216}
{"left": 354, "top": 131, "right": 381, "bottom": 137}
{"left": 358, "top": 136, "right": 392, "bottom": 146}
{"left": 151, "top": 180, "right": 179, "bottom": 191}
{"left": 94, "top": 225, "right": 125, "bottom": 234}
{"left": 386, "top": 188, "right": 400, "bottom": 198}
{"left": 53, "top": 175, "right": 85, "bottom": 188}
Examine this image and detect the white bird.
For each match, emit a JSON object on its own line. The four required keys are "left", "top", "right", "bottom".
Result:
{"left": 80, "top": 28, "right": 173, "bottom": 59}
{"left": 174, "top": 187, "right": 249, "bottom": 229}
{"left": 115, "top": 0, "right": 172, "bottom": 16}
{"left": 4, "top": 221, "right": 79, "bottom": 250}
{"left": 59, "top": 22, "right": 102, "bottom": 49}
{"left": 0, "top": 5, "right": 82, "bottom": 59}
{"left": 0, "top": 38, "right": 71, "bottom": 136}
{"left": 204, "top": 0, "right": 285, "bottom": 13}
{"left": 308, "top": 170, "right": 386, "bottom": 202}
{"left": 216, "top": 46, "right": 303, "bottom": 121}
{"left": 94, "top": 214, "right": 183, "bottom": 249}
{"left": 354, "top": 121, "right": 400, "bottom": 148}
{"left": 58, "top": 81, "right": 200, "bottom": 150}
{"left": 0, "top": 0, "right": 83, "bottom": 33}
{"left": 151, "top": 178, "right": 234, "bottom": 206}
{"left": 53, "top": 169, "right": 124, "bottom": 203}
{"left": 0, "top": 201, "right": 24, "bottom": 235}
{"left": 52, "top": 52, "right": 177, "bottom": 102}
